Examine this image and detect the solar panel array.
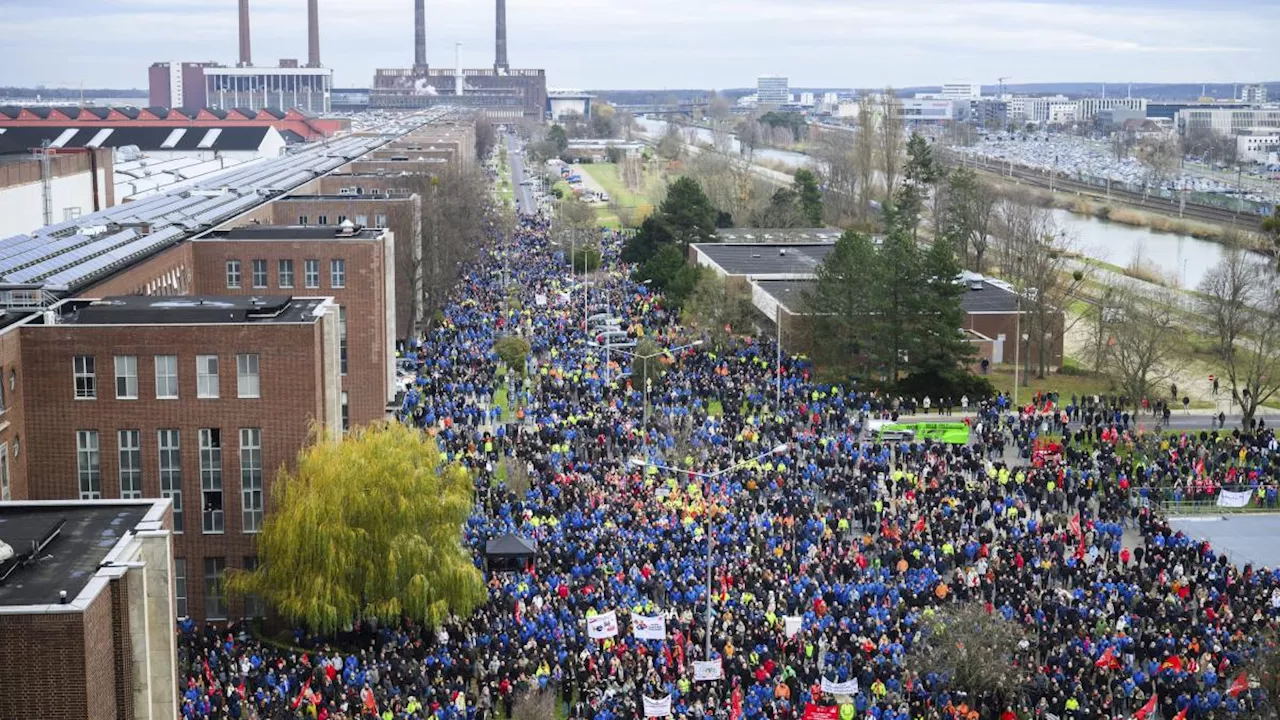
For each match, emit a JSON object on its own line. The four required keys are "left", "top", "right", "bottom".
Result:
{"left": 0, "top": 106, "right": 458, "bottom": 294}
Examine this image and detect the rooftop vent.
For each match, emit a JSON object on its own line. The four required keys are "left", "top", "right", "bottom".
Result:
{"left": 779, "top": 248, "right": 788, "bottom": 256}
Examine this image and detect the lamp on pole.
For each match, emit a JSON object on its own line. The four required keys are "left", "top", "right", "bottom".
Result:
{"left": 595, "top": 340, "right": 703, "bottom": 458}
{"left": 631, "top": 443, "right": 790, "bottom": 658}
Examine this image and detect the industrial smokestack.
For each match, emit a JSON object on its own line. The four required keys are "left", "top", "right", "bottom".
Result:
{"left": 307, "top": 0, "right": 320, "bottom": 67}
{"left": 414, "top": 0, "right": 428, "bottom": 72}
{"left": 455, "top": 43, "right": 464, "bottom": 96}
{"left": 495, "top": 0, "right": 509, "bottom": 74}
{"left": 238, "top": 0, "right": 252, "bottom": 67}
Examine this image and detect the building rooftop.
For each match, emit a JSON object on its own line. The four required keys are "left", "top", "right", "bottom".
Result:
{"left": 714, "top": 228, "right": 843, "bottom": 243}
{"left": 0, "top": 503, "right": 151, "bottom": 608}
{"left": 207, "top": 225, "right": 386, "bottom": 241}
{"left": 754, "top": 276, "right": 1021, "bottom": 315}
{"left": 0, "top": 126, "right": 280, "bottom": 155}
{"left": 55, "top": 295, "right": 328, "bottom": 325}
{"left": 694, "top": 243, "right": 834, "bottom": 277}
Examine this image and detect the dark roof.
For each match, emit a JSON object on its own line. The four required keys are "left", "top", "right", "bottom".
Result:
{"left": 58, "top": 295, "right": 326, "bottom": 326}
{"left": 25, "top": 107, "right": 51, "bottom": 119}
{"left": 203, "top": 108, "right": 228, "bottom": 120}
{"left": 209, "top": 225, "right": 385, "bottom": 241}
{"left": 0, "top": 126, "right": 276, "bottom": 154}
{"left": 258, "top": 108, "right": 286, "bottom": 119}
{"left": 486, "top": 533, "right": 538, "bottom": 558}
{"left": 752, "top": 280, "right": 816, "bottom": 313}
{"left": 79, "top": 107, "right": 110, "bottom": 120}
{"left": 115, "top": 107, "right": 141, "bottom": 119}
{"left": 0, "top": 504, "right": 148, "bottom": 607}
{"left": 959, "top": 280, "right": 1019, "bottom": 313}
{"left": 145, "top": 106, "right": 171, "bottom": 117}
{"left": 280, "top": 129, "right": 306, "bottom": 144}
{"left": 0, "top": 107, "right": 20, "bottom": 119}
{"left": 694, "top": 243, "right": 834, "bottom": 277}
{"left": 754, "top": 278, "right": 1022, "bottom": 315}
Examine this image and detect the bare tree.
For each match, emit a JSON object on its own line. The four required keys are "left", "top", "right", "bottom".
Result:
{"left": 947, "top": 168, "right": 997, "bottom": 271}
{"left": 811, "top": 130, "right": 859, "bottom": 226}
{"left": 878, "top": 88, "right": 905, "bottom": 200}
{"left": 1103, "top": 287, "right": 1185, "bottom": 403}
{"left": 708, "top": 94, "right": 735, "bottom": 154}
{"left": 682, "top": 272, "right": 757, "bottom": 348}
{"left": 656, "top": 122, "right": 685, "bottom": 160}
{"left": 906, "top": 604, "right": 1029, "bottom": 709}
{"left": 853, "top": 95, "right": 878, "bottom": 218}
{"left": 1198, "top": 251, "right": 1280, "bottom": 428}
{"left": 1001, "top": 207, "right": 1089, "bottom": 378}
{"left": 1135, "top": 135, "right": 1181, "bottom": 193}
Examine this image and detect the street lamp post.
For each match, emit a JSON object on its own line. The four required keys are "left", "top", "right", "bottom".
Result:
{"left": 631, "top": 443, "right": 789, "bottom": 658}
{"left": 604, "top": 340, "right": 704, "bottom": 458}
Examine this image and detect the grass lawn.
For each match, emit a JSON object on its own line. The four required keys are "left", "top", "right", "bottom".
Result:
{"left": 493, "top": 386, "right": 510, "bottom": 422}
{"left": 986, "top": 365, "right": 1118, "bottom": 400}
{"left": 708, "top": 399, "right": 724, "bottom": 416}
{"left": 579, "top": 163, "right": 665, "bottom": 220}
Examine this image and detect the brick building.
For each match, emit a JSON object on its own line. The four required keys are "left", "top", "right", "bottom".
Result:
{"left": 10, "top": 295, "right": 340, "bottom": 620}
{"left": 0, "top": 498, "right": 177, "bottom": 720}
{"left": 192, "top": 225, "right": 395, "bottom": 428}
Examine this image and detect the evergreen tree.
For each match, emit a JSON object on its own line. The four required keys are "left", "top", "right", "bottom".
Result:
{"left": 904, "top": 132, "right": 939, "bottom": 186}
{"left": 659, "top": 177, "right": 719, "bottom": 246}
{"left": 792, "top": 169, "right": 824, "bottom": 226}
{"left": 547, "top": 124, "right": 569, "bottom": 154}
{"left": 805, "top": 230, "right": 880, "bottom": 372}
{"left": 621, "top": 215, "right": 674, "bottom": 264}
{"left": 872, "top": 218, "right": 922, "bottom": 382}
{"left": 914, "top": 231, "right": 974, "bottom": 375}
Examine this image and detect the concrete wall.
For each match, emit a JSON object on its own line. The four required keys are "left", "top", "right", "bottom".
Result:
{"left": 0, "top": 150, "right": 114, "bottom": 236}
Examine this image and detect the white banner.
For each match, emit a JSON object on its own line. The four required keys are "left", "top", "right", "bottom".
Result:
{"left": 1218, "top": 489, "right": 1254, "bottom": 508}
{"left": 632, "top": 614, "right": 667, "bottom": 640}
{"left": 784, "top": 616, "right": 803, "bottom": 638}
{"left": 820, "top": 677, "right": 859, "bottom": 696}
{"left": 587, "top": 611, "right": 619, "bottom": 639}
{"left": 643, "top": 695, "right": 672, "bottom": 718}
{"left": 535, "top": 294, "right": 548, "bottom": 307}
{"left": 693, "top": 660, "right": 723, "bottom": 682}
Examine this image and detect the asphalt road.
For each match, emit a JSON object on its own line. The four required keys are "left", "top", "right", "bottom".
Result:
{"left": 506, "top": 134, "right": 535, "bottom": 214}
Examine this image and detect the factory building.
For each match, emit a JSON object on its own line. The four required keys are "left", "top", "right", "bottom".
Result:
{"left": 369, "top": 0, "right": 547, "bottom": 120}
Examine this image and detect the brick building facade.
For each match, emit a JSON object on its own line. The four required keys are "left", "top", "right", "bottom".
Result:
{"left": 10, "top": 295, "right": 340, "bottom": 620}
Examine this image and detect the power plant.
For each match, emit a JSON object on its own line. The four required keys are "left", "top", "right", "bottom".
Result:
{"left": 369, "top": 0, "right": 547, "bottom": 120}
{"left": 148, "top": 0, "right": 333, "bottom": 112}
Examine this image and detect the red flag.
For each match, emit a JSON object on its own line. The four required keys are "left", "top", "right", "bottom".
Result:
{"left": 803, "top": 704, "right": 840, "bottom": 720}
{"left": 1134, "top": 693, "right": 1158, "bottom": 720}
{"left": 1172, "top": 707, "right": 1188, "bottom": 720}
{"left": 911, "top": 517, "right": 926, "bottom": 536}
{"left": 1068, "top": 512, "right": 1083, "bottom": 539}
{"left": 1094, "top": 646, "right": 1115, "bottom": 669}
{"left": 1159, "top": 655, "right": 1184, "bottom": 673}
{"left": 290, "top": 678, "right": 312, "bottom": 711}
{"left": 1228, "top": 672, "right": 1250, "bottom": 697}
{"left": 731, "top": 686, "right": 743, "bottom": 720}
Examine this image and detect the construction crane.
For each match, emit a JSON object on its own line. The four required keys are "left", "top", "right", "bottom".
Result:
{"left": 998, "top": 77, "right": 1013, "bottom": 97}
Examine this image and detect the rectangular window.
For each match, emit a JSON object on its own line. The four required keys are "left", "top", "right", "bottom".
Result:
{"left": 196, "top": 355, "right": 219, "bottom": 399}
{"left": 355, "top": 214, "right": 368, "bottom": 226}
{"left": 0, "top": 444, "right": 10, "bottom": 502}
{"left": 240, "top": 428, "right": 263, "bottom": 533}
{"left": 298, "top": 215, "right": 309, "bottom": 226}
{"left": 74, "top": 355, "right": 96, "bottom": 399}
{"left": 158, "top": 429, "right": 183, "bottom": 533}
{"left": 154, "top": 355, "right": 178, "bottom": 399}
{"left": 242, "top": 557, "right": 264, "bottom": 618}
{"left": 204, "top": 557, "right": 226, "bottom": 620}
{"left": 77, "top": 430, "right": 101, "bottom": 499}
{"left": 336, "top": 215, "right": 347, "bottom": 224}
{"left": 330, "top": 259, "right": 346, "bottom": 288}
{"left": 251, "top": 259, "right": 267, "bottom": 288}
{"left": 200, "top": 429, "right": 223, "bottom": 534}
{"left": 0, "top": 365, "right": 7, "bottom": 414}
{"left": 118, "top": 430, "right": 142, "bottom": 499}
{"left": 341, "top": 392, "right": 349, "bottom": 432}
{"left": 114, "top": 355, "right": 138, "bottom": 399}
{"left": 278, "top": 259, "right": 294, "bottom": 288}
{"left": 338, "top": 306, "right": 348, "bottom": 375}
{"left": 174, "top": 558, "right": 188, "bottom": 618}
{"left": 317, "top": 215, "right": 329, "bottom": 225}
{"left": 304, "top": 259, "right": 320, "bottom": 289}
{"left": 226, "top": 260, "right": 241, "bottom": 289}
{"left": 375, "top": 213, "right": 387, "bottom": 227}
{"left": 236, "top": 354, "right": 260, "bottom": 399}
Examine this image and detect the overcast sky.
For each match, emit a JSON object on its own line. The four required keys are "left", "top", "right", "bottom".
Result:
{"left": 1, "top": 0, "right": 1275, "bottom": 91}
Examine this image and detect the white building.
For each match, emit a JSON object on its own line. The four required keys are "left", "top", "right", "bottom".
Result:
{"left": 1237, "top": 130, "right": 1280, "bottom": 164}
{"left": 1074, "top": 97, "right": 1147, "bottom": 122}
{"left": 1048, "top": 103, "right": 1078, "bottom": 124}
{"left": 897, "top": 99, "right": 957, "bottom": 122}
{"left": 799, "top": 92, "right": 815, "bottom": 107}
{"left": 941, "top": 83, "right": 982, "bottom": 100}
{"left": 203, "top": 66, "right": 334, "bottom": 114}
{"left": 1178, "top": 107, "right": 1280, "bottom": 136}
{"left": 757, "top": 75, "right": 790, "bottom": 106}
{"left": 1241, "top": 84, "right": 1269, "bottom": 104}
{"left": 822, "top": 92, "right": 839, "bottom": 106}
{"left": 0, "top": 148, "right": 114, "bottom": 237}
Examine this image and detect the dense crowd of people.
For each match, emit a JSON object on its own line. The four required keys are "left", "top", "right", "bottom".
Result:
{"left": 177, "top": 174, "right": 1280, "bottom": 720}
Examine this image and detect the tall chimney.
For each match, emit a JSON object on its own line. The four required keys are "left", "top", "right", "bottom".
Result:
{"left": 455, "top": 43, "right": 464, "bottom": 96}
{"left": 413, "top": 0, "right": 428, "bottom": 72}
{"left": 307, "top": 0, "right": 321, "bottom": 67}
{"left": 238, "top": 0, "right": 252, "bottom": 67}
{"left": 495, "top": 0, "right": 509, "bottom": 74}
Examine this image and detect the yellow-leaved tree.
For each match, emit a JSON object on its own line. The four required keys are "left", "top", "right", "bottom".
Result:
{"left": 228, "top": 422, "right": 486, "bottom": 634}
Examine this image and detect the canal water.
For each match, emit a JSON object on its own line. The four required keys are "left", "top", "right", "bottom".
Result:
{"left": 634, "top": 117, "right": 1253, "bottom": 287}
